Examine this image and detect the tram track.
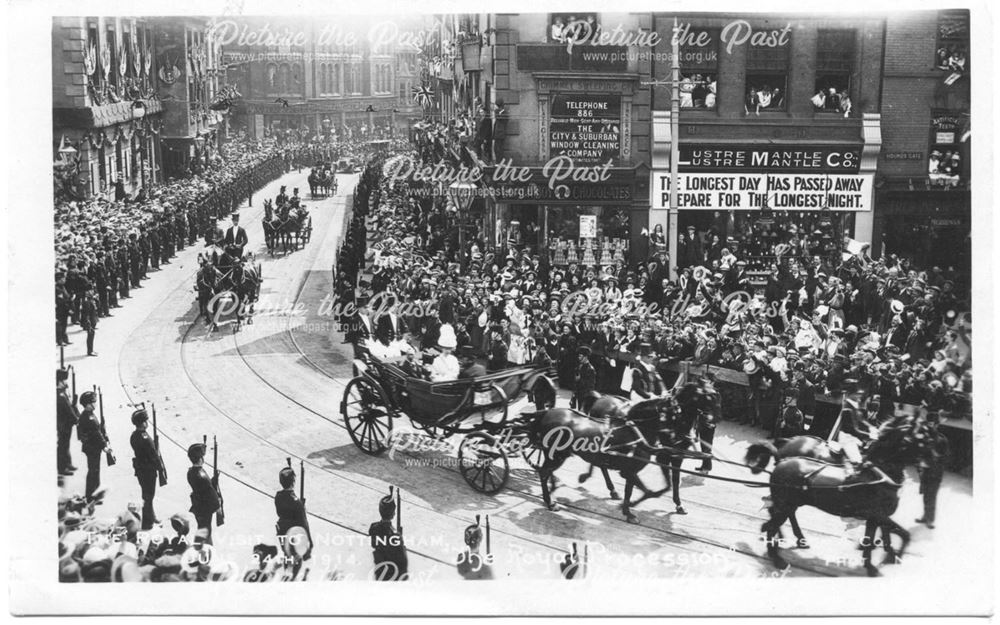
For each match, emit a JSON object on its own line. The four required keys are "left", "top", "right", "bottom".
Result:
{"left": 217, "top": 185, "right": 845, "bottom": 577}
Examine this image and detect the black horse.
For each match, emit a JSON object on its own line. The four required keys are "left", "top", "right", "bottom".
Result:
{"left": 576, "top": 383, "right": 718, "bottom": 515}
{"left": 761, "top": 420, "right": 932, "bottom": 576}
{"left": 530, "top": 384, "right": 710, "bottom": 523}
{"left": 262, "top": 199, "right": 279, "bottom": 255}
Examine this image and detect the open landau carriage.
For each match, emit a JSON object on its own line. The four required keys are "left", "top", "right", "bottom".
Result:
{"left": 341, "top": 354, "right": 554, "bottom": 493}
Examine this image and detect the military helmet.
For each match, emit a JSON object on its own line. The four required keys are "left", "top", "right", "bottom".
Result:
{"left": 79, "top": 391, "right": 97, "bottom": 405}
{"left": 464, "top": 523, "right": 483, "bottom": 549}
{"left": 279, "top": 466, "right": 296, "bottom": 488}
{"left": 378, "top": 494, "right": 396, "bottom": 519}
{"left": 131, "top": 409, "right": 149, "bottom": 425}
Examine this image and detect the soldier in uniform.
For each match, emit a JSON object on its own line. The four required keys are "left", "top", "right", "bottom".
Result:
{"left": 55, "top": 273, "right": 72, "bottom": 346}
{"left": 129, "top": 409, "right": 160, "bottom": 529}
{"left": 274, "top": 466, "right": 310, "bottom": 560}
{"left": 148, "top": 224, "right": 161, "bottom": 270}
{"left": 456, "top": 520, "right": 493, "bottom": 580}
{"left": 187, "top": 442, "right": 221, "bottom": 544}
{"left": 76, "top": 390, "right": 110, "bottom": 498}
{"left": 56, "top": 368, "right": 79, "bottom": 476}
{"left": 160, "top": 214, "right": 174, "bottom": 265}
{"left": 572, "top": 345, "right": 597, "bottom": 411}
{"left": 368, "top": 492, "right": 408, "bottom": 581}
{"left": 80, "top": 288, "right": 99, "bottom": 356}
{"left": 104, "top": 244, "right": 120, "bottom": 309}
{"left": 91, "top": 251, "right": 109, "bottom": 317}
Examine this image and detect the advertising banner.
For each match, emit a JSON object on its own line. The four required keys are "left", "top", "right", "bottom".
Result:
{"left": 549, "top": 94, "right": 622, "bottom": 163}
{"left": 652, "top": 171, "right": 873, "bottom": 211}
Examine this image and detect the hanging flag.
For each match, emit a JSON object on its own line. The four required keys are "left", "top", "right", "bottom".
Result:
{"left": 412, "top": 84, "right": 434, "bottom": 108}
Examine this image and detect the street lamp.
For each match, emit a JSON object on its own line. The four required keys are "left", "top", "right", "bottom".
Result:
{"left": 447, "top": 181, "right": 477, "bottom": 270}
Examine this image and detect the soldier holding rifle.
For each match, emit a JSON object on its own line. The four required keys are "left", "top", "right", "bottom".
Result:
{"left": 187, "top": 437, "right": 220, "bottom": 544}
{"left": 368, "top": 486, "right": 408, "bottom": 581}
{"left": 129, "top": 405, "right": 160, "bottom": 530}
{"left": 275, "top": 458, "right": 312, "bottom": 561}
{"left": 76, "top": 389, "right": 112, "bottom": 499}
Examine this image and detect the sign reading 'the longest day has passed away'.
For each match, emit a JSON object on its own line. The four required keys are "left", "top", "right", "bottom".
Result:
{"left": 550, "top": 94, "right": 622, "bottom": 164}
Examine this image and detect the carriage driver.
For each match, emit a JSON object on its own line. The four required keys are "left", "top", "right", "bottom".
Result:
{"left": 223, "top": 213, "right": 249, "bottom": 258}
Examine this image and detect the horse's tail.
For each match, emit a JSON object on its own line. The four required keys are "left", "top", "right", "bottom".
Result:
{"left": 745, "top": 441, "right": 780, "bottom": 474}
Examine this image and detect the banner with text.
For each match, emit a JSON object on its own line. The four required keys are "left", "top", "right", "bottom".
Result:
{"left": 652, "top": 172, "right": 873, "bottom": 211}
{"left": 549, "top": 94, "right": 622, "bottom": 164}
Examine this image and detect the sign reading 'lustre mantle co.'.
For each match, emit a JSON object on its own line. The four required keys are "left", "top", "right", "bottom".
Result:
{"left": 678, "top": 145, "right": 864, "bottom": 173}
{"left": 549, "top": 94, "right": 622, "bottom": 164}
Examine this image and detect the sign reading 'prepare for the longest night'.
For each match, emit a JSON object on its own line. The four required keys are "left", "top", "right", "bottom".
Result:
{"left": 652, "top": 172, "right": 874, "bottom": 211}
{"left": 678, "top": 144, "right": 864, "bottom": 173}
{"left": 549, "top": 94, "right": 622, "bottom": 163}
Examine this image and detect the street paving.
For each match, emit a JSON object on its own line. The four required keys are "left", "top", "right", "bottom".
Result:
{"left": 58, "top": 168, "right": 975, "bottom": 582}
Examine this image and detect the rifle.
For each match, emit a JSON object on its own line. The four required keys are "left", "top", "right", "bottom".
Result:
{"left": 213, "top": 435, "right": 225, "bottom": 526}
{"left": 60, "top": 345, "right": 65, "bottom": 369}
{"left": 485, "top": 514, "right": 491, "bottom": 556}
{"left": 70, "top": 366, "right": 77, "bottom": 405}
{"left": 97, "top": 386, "right": 116, "bottom": 466}
{"left": 396, "top": 486, "right": 402, "bottom": 535}
{"left": 152, "top": 403, "right": 168, "bottom": 486}
{"left": 299, "top": 459, "right": 313, "bottom": 559}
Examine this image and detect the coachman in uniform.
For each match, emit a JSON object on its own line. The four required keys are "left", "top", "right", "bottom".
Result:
{"left": 129, "top": 409, "right": 159, "bottom": 529}
{"left": 187, "top": 442, "right": 220, "bottom": 544}
{"left": 630, "top": 343, "right": 666, "bottom": 400}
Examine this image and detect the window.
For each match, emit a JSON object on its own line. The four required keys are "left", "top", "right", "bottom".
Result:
{"left": 936, "top": 10, "right": 969, "bottom": 72}
{"left": 548, "top": 12, "right": 598, "bottom": 43}
{"left": 319, "top": 63, "right": 328, "bottom": 95}
{"left": 929, "top": 111, "right": 965, "bottom": 185}
{"left": 745, "top": 29, "right": 790, "bottom": 113}
{"left": 333, "top": 64, "right": 341, "bottom": 94}
{"left": 678, "top": 28, "right": 719, "bottom": 110}
{"left": 278, "top": 63, "right": 290, "bottom": 93}
{"left": 813, "top": 29, "right": 855, "bottom": 115}
{"left": 107, "top": 26, "right": 119, "bottom": 90}
{"left": 266, "top": 63, "right": 277, "bottom": 91}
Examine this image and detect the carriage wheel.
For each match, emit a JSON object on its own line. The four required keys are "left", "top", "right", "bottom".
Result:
{"left": 520, "top": 439, "right": 547, "bottom": 470}
{"left": 458, "top": 432, "right": 509, "bottom": 495}
{"left": 342, "top": 377, "right": 392, "bottom": 455}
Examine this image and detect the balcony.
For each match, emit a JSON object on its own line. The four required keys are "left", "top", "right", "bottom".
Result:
{"left": 53, "top": 97, "right": 165, "bottom": 129}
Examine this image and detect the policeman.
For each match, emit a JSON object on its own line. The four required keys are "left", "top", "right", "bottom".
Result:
{"left": 187, "top": 443, "right": 220, "bottom": 544}
{"left": 916, "top": 411, "right": 950, "bottom": 529}
{"left": 274, "top": 466, "right": 309, "bottom": 557}
{"left": 56, "top": 369, "right": 79, "bottom": 476}
{"left": 572, "top": 345, "right": 596, "bottom": 411}
{"left": 76, "top": 391, "right": 110, "bottom": 498}
{"left": 368, "top": 492, "right": 407, "bottom": 581}
{"left": 129, "top": 409, "right": 159, "bottom": 530}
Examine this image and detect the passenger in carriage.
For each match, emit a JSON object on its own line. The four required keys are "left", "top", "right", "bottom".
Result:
{"left": 458, "top": 345, "right": 487, "bottom": 379}
{"left": 428, "top": 324, "right": 460, "bottom": 382}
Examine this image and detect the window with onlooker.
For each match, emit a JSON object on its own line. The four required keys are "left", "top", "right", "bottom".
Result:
{"left": 548, "top": 13, "right": 598, "bottom": 44}
{"left": 745, "top": 31, "right": 790, "bottom": 114}
{"left": 678, "top": 28, "right": 719, "bottom": 110}
{"left": 813, "top": 29, "right": 855, "bottom": 116}
{"left": 936, "top": 10, "right": 969, "bottom": 74}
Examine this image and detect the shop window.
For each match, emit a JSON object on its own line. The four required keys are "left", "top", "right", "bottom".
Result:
{"left": 745, "top": 32, "right": 790, "bottom": 113}
{"left": 549, "top": 13, "right": 598, "bottom": 43}
{"left": 813, "top": 29, "right": 855, "bottom": 115}
{"left": 936, "top": 10, "right": 969, "bottom": 72}
{"left": 929, "top": 111, "right": 965, "bottom": 185}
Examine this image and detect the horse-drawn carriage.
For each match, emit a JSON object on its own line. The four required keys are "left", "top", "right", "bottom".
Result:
{"left": 196, "top": 249, "right": 262, "bottom": 333}
{"left": 341, "top": 355, "right": 554, "bottom": 494}
{"left": 308, "top": 165, "right": 337, "bottom": 198}
{"left": 263, "top": 198, "right": 312, "bottom": 255}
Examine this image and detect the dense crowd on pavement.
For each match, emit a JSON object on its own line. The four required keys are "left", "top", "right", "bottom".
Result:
{"left": 336, "top": 148, "right": 973, "bottom": 448}
{"left": 53, "top": 135, "right": 294, "bottom": 355}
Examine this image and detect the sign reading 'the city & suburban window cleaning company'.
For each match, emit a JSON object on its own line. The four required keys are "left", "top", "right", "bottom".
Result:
{"left": 549, "top": 94, "right": 622, "bottom": 164}
{"left": 652, "top": 172, "right": 874, "bottom": 211}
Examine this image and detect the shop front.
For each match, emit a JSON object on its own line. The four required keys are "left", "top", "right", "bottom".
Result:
{"left": 652, "top": 143, "right": 876, "bottom": 282}
{"left": 874, "top": 188, "right": 971, "bottom": 272}
{"left": 485, "top": 168, "right": 642, "bottom": 273}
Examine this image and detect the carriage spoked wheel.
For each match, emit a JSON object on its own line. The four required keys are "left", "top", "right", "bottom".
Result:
{"left": 342, "top": 377, "right": 392, "bottom": 455}
{"left": 458, "top": 432, "right": 510, "bottom": 495}
{"left": 520, "top": 439, "right": 547, "bottom": 471}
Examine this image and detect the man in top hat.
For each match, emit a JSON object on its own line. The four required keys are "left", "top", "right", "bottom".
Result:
{"left": 129, "top": 409, "right": 160, "bottom": 529}
{"left": 76, "top": 390, "right": 110, "bottom": 499}
{"left": 630, "top": 343, "right": 666, "bottom": 400}
{"left": 346, "top": 294, "right": 375, "bottom": 358}
{"left": 222, "top": 213, "right": 249, "bottom": 258}
{"left": 572, "top": 345, "right": 597, "bottom": 411}
{"left": 57, "top": 368, "right": 79, "bottom": 476}
{"left": 187, "top": 442, "right": 220, "bottom": 544}
{"left": 368, "top": 492, "right": 408, "bottom": 581}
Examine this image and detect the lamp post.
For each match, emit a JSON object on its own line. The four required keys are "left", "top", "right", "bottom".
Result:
{"left": 447, "top": 181, "right": 477, "bottom": 271}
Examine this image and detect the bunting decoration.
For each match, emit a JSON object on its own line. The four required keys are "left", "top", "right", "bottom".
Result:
{"left": 84, "top": 43, "right": 97, "bottom": 76}
{"left": 118, "top": 41, "right": 128, "bottom": 78}
{"left": 143, "top": 45, "right": 152, "bottom": 77}
{"left": 99, "top": 40, "right": 112, "bottom": 81}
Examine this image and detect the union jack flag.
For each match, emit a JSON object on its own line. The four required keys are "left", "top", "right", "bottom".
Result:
{"left": 412, "top": 84, "right": 434, "bottom": 108}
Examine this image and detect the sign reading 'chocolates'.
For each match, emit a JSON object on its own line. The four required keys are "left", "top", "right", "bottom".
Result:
{"left": 549, "top": 94, "right": 622, "bottom": 164}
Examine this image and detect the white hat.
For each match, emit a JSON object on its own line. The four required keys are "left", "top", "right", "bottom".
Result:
{"left": 438, "top": 324, "right": 457, "bottom": 350}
